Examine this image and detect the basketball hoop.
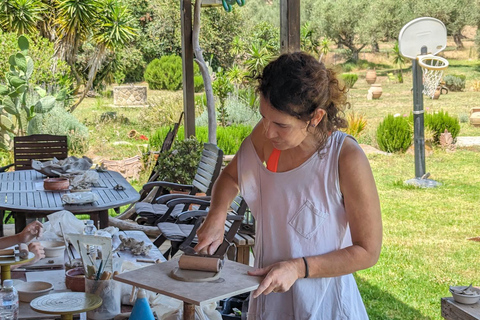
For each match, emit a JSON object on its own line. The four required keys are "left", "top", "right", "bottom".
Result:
{"left": 418, "top": 54, "right": 449, "bottom": 98}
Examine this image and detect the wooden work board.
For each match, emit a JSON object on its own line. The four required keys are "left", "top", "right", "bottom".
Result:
{"left": 114, "top": 259, "right": 262, "bottom": 306}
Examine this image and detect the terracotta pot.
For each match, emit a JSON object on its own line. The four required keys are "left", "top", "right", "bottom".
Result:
{"left": 43, "top": 178, "right": 69, "bottom": 191}
{"left": 365, "top": 69, "right": 377, "bottom": 84}
{"left": 65, "top": 267, "right": 86, "bottom": 292}
{"left": 433, "top": 88, "right": 441, "bottom": 100}
{"left": 470, "top": 107, "right": 480, "bottom": 127}
{"left": 370, "top": 84, "right": 382, "bottom": 99}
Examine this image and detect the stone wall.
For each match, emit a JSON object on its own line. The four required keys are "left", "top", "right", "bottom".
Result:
{"left": 113, "top": 86, "right": 147, "bottom": 106}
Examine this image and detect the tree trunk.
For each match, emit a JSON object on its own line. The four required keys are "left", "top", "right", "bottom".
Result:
{"left": 371, "top": 41, "right": 379, "bottom": 53}
{"left": 193, "top": 0, "right": 217, "bottom": 144}
{"left": 70, "top": 45, "right": 107, "bottom": 112}
{"left": 453, "top": 33, "right": 464, "bottom": 49}
{"left": 108, "top": 217, "right": 161, "bottom": 237}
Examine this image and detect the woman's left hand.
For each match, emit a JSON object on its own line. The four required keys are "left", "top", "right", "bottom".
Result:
{"left": 248, "top": 259, "right": 302, "bottom": 298}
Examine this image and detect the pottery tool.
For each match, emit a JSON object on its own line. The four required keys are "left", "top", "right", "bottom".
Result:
{"left": 58, "top": 223, "right": 72, "bottom": 265}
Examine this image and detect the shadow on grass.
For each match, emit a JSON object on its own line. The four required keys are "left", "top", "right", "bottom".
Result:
{"left": 356, "top": 276, "right": 431, "bottom": 320}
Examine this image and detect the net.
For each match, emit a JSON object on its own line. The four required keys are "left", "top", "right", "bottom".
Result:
{"left": 418, "top": 55, "right": 449, "bottom": 98}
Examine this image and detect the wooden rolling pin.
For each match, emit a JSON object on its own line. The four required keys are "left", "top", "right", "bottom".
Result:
{"left": 17, "top": 243, "right": 29, "bottom": 260}
{"left": 0, "top": 243, "right": 29, "bottom": 259}
{"left": 178, "top": 255, "right": 223, "bottom": 272}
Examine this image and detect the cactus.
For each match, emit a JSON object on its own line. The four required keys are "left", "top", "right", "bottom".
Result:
{"left": 0, "top": 36, "right": 66, "bottom": 150}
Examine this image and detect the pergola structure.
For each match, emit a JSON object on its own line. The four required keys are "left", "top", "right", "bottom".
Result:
{"left": 180, "top": 0, "right": 300, "bottom": 138}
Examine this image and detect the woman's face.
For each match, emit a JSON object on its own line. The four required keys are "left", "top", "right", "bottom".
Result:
{"left": 259, "top": 95, "right": 310, "bottom": 150}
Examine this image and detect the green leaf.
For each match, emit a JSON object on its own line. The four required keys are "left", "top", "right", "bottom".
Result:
{"left": 0, "top": 85, "right": 9, "bottom": 96}
{"left": 26, "top": 56, "right": 34, "bottom": 79}
{"left": 15, "top": 53, "right": 27, "bottom": 73}
{"left": 2, "top": 97, "right": 18, "bottom": 115}
{"left": 18, "top": 36, "right": 29, "bottom": 52}
{"left": 8, "top": 54, "right": 16, "bottom": 67}
{"left": 56, "top": 89, "right": 67, "bottom": 101}
{"left": 34, "top": 96, "right": 56, "bottom": 113}
{"left": 34, "top": 86, "right": 47, "bottom": 98}
{"left": 0, "top": 115, "right": 14, "bottom": 132}
{"left": 9, "top": 76, "right": 26, "bottom": 88}
{"left": 15, "top": 84, "right": 27, "bottom": 94}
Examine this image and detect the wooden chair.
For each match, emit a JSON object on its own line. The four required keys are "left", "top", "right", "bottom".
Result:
{"left": 134, "top": 143, "right": 224, "bottom": 225}
{"left": 154, "top": 196, "right": 248, "bottom": 260}
{"left": 13, "top": 134, "right": 68, "bottom": 170}
{"left": 113, "top": 112, "right": 183, "bottom": 220}
{"left": 0, "top": 134, "right": 68, "bottom": 236}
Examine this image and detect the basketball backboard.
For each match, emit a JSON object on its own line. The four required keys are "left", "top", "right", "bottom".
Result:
{"left": 398, "top": 17, "right": 447, "bottom": 60}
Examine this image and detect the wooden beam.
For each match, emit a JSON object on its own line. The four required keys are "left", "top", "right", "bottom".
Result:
{"left": 181, "top": 0, "right": 196, "bottom": 138}
{"left": 280, "top": 0, "right": 300, "bottom": 53}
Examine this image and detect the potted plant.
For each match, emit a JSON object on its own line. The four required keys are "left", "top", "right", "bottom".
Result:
{"left": 154, "top": 137, "right": 203, "bottom": 189}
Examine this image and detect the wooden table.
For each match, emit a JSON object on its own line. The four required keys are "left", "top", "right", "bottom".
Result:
{"left": 114, "top": 259, "right": 261, "bottom": 320}
{"left": 442, "top": 297, "right": 480, "bottom": 320}
{"left": 0, "top": 170, "right": 139, "bottom": 233}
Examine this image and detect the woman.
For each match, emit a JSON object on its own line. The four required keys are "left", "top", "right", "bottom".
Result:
{"left": 195, "top": 52, "right": 382, "bottom": 319}
{"left": 0, "top": 221, "right": 45, "bottom": 266}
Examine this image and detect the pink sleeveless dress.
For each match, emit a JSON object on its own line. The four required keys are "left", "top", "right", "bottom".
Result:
{"left": 237, "top": 131, "right": 369, "bottom": 320}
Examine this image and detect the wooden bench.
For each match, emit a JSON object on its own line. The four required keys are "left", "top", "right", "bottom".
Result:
{"left": 225, "top": 220, "right": 255, "bottom": 266}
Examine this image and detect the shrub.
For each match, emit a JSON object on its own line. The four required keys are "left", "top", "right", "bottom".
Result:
{"left": 144, "top": 55, "right": 203, "bottom": 91}
{"left": 424, "top": 111, "right": 460, "bottom": 144}
{"left": 343, "top": 111, "right": 367, "bottom": 140}
{"left": 150, "top": 125, "right": 253, "bottom": 155}
{"left": 341, "top": 73, "right": 358, "bottom": 89}
{"left": 144, "top": 56, "right": 183, "bottom": 90}
{"left": 444, "top": 74, "right": 466, "bottom": 92}
{"left": 154, "top": 137, "right": 203, "bottom": 184}
{"left": 376, "top": 115, "right": 412, "bottom": 153}
{"left": 28, "top": 107, "right": 89, "bottom": 154}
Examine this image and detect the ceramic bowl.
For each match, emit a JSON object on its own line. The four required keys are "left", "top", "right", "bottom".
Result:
{"left": 450, "top": 286, "right": 480, "bottom": 304}
{"left": 65, "top": 267, "right": 86, "bottom": 292}
{"left": 15, "top": 281, "right": 53, "bottom": 302}
{"left": 43, "top": 178, "right": 69, "bottom": 191}
{"left": 40, "top": 240, "right": 66, "bottom": 258}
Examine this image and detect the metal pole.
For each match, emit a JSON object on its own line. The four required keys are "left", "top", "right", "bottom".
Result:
{"left": 412, "top": 59, "right": 425, "bottom": 178}
{"left": 412, "top": 46, "right": 427, "bottom": 178}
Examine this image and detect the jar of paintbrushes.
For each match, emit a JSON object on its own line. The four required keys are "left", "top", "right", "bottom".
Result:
{"left": 85, "top": 261, "right": 120, "bottom": 319}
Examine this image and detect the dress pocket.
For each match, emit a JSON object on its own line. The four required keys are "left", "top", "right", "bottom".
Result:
{"left": 288, "top": 200, "right": 327, "bottom": 239}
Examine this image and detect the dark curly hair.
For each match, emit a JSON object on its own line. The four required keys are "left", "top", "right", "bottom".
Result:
{"left": 256, "top": 52, "right": 348, "bottom": 151}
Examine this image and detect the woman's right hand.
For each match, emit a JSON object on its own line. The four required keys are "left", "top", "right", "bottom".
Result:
{"left": 194, "top": 213, "right": 226, "bottom": 255}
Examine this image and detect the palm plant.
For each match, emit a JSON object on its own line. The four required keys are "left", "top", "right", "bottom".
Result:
{"left": 392, "top": 41, "right": 406, "bottom": 83}
{"left": 0, "top": 0, "right": 46, "bottom": 34}
{"left": 318, "top": 37, "right": 331, "bottom": 62}
{"left": 244, "top": 43, "right": 272, "bottom": 79}
{"left": 70, "top": 0, "right": 136, "bottom": 111}
{"left": 300, "top": 22, "right": 319, "bottom": 57}
{"left": 55, "top": 0, "right": 102, "bottom": 92}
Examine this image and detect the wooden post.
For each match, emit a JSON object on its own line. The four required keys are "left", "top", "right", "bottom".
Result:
{"left": 184, "top": 302, "right": 196, "bottom": 320}
{"left": 280, "top": 0, "right": 300, "bottom": 54}
{"left": 181, "top": 0, "right": 196, "bottom": 138}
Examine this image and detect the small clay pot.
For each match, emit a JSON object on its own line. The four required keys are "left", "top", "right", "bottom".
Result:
{"left": 65, "top": 267, "right": 86, "bottom": 292}
{"left": 370, "top": 84, "right": 383, "bottom": 99}
{"left": 366, "top": 69, "right": 377, "bottom": 84}
{"left": 44, "top": 178, "right": 69, "bottom": 191}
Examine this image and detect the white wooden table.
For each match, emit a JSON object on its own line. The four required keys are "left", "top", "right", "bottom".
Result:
{"left": 14, "top": 230, "right": 165, "bottom": 319}
{"left": 114, "top": 259, "right": 261, "bottom": 320}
